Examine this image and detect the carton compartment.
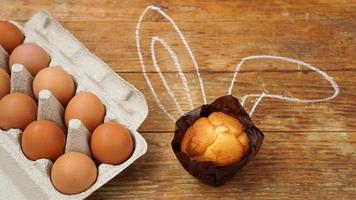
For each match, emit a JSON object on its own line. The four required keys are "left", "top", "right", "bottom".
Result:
{"left": 10, "top": 64, "right": 34, "bottom": 97}
{"left": 0, "top": 46, "right": 9, "bottom": 73}
{"left": 37, "top": 89, "right": 65, "bottom": 131}
{"left": 2, "top": 43, "right": 139, "bottom": 196}
{"left": 0, "top": 12, "right": 148, "bottom": 200}
{"left": 9, "top": 58, "right": 97, "bottom": 156}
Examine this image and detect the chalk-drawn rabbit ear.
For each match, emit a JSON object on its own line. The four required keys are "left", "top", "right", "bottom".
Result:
{"left": 136, "top": 5, "right": 207, "bottom": 121}
{"left": 227, "top": 55, "right": 340, "bottom": 116}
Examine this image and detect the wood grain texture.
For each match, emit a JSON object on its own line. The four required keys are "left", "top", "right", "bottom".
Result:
{"left": 88, "top": 132, "right": 356, "bottom": 200}
{"left": 1, "top": 0, "right": 355, "bottom": 199}
{"left": 121, "top": 71, "right": 356, "bottom": 132}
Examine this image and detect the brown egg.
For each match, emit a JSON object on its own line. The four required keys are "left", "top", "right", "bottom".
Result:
{"left": 91, "top": 122, "right": 134, "bottom": 165}
{"left": 0, "top": 21, "right": 24, "bottom": 54}
{"left": 0, "top": 68, "right": 10, "bottom": 99}
{"left": 65, "top": 92, "right": 105, "bottom": 132}
{"left": 21, "top": 120, "right": 66, "bottom": 162}
{"left": 51, "top": 152, "right": 97, "bottom": 195}
{"left": 0, "top": 93, "right": 37, "bottom": 130}
{"left": 9, "top": 43, "right": 50, "bottom": 76}
{"left": 33, "top": 67, "right": 75, "bottom": 106}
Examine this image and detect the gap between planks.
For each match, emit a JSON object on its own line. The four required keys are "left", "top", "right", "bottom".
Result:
{"left": 139, "top": 130, "right": 356, "bottom": 133}
{"left": 115, "top": 69, "right": 356, "bottom": 74}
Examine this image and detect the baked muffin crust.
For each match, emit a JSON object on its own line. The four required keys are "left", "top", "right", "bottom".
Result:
{"left": 181, "top": 112, "right": 249, "bottom": 166}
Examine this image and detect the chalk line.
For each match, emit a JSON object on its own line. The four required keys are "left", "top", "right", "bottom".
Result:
{"left": 248, "top": 92, "right": 266, "bottom": 116}
{"left": 150, "top": 37, "right": 183, "bottom": 115}
{"left": 136, "top": 5, "right": 206, "bottom": 121}
{"left": 151, "top": 36, "right": 194, "bottom": 111}
{"left": 136, "top": 6, "right": 340, "bottom": 120}
{"left": 228, "top": 55, "right": 340, "bottom": 116}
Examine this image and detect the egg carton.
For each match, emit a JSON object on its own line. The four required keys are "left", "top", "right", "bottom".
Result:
{"left": 0, "top": 11, "right": 148, "bottom": 200}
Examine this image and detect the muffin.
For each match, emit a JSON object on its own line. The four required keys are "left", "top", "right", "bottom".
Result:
{"left": 172, "top": 95, "right": 264, "bottom": 186}
{"left": 181, "top": 112, "right": 249, "bottom": 166}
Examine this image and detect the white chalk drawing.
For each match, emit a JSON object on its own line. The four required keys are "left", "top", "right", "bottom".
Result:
{"left": 150, "top": 36, "right": 194, "bottom": 113}
{"left": 228, "top": 55, "right": 340, "bottom": 116}
{"left": 136, "top": 5, "right": 340, "bottom": 121}
{"left": 136, "top": 5, "right": 206, "bottom": 121}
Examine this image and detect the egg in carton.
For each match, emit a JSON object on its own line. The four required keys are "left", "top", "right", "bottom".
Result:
{"left": 0, "top": 11, "right": 148, "bottom": 199}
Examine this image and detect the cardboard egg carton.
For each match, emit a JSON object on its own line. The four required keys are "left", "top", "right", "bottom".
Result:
{"left": 0, "top": 11, "right": 148, "bottom": 199}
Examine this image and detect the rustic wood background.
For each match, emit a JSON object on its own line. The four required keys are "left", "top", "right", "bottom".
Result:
{"left": 1, "top": 0, "right": 355, "bottom": 199}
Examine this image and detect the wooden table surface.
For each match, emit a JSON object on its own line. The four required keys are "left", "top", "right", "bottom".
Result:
{"left": 1, "top": 0, "right": 356, "bottom": 199}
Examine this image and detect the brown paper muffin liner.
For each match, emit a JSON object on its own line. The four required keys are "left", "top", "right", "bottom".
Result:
{"left": 171, "top": 95, "right": 264, "bottom": 186}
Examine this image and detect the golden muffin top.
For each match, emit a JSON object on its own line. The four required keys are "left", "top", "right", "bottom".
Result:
{"left": 181, "top": 112, "right": 249, "bottom": 166}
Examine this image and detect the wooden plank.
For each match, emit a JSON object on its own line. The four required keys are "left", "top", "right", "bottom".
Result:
{"left": 53, "top": 21, "right": 356, "bottom": 74}
{"left": 27, "top": 19, "right": 356, "bottom": 73}
{"left": 88, "top": 132, "right": 356, "bottom": 200}
{"left": 0, "top": 1, "right": 354, "bottom": 73}
{"left": 0, "top": 0, "right": 355, "bottom": 199}
{"left": 1, "top": 0, "right": 355, "bottom": 22}
{"left": 116, "top": 72, "right": 356, "bottom": 132}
